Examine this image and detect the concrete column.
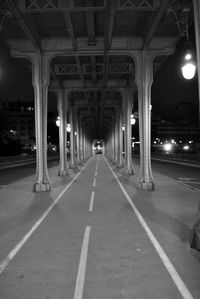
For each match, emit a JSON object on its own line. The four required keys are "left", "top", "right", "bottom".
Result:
{"left": 111, "top": 116, "right": 115, "bottom": 162}
{"left": 80, "top": 117, "right": 85, "bottom": 162}
{"left": 69, "top": 101, "right": 76, "bottom": 169}
{"left": 135, "top": 50, "right": 154, "bottom": 190}
{"left": 117, "top": 106, "right": 124, "bottom": 168}
{"left": 76, "top": 113, "right": 81, "bottom": 164}
{"left": 32, "top": 52, "right": 51, "bottom": 192}
{"left": 123, "top": 89, "right": 134, "bottom": 175}
{"left": 193, "top": 0, "right": 200, "bottom": 124}
{"left": 82, "top": 125, "right": 86, "bottom": 161}
{"left": 114, "top": 108, "right": 118, "bottom": 164}
{"left": 57, "top": 88, "right": 69, "bottom": 176}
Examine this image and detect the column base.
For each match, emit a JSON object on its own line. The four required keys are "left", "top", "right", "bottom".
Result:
{"left": 69, "top": 163, "right": 77, "bottom": 169}
{"left": 116, "top": 161, "right": 124, "bottom": 168}
{"left": 58, "top": 169, "right": 69, "bottom": 176}
{"left": 33, "top": 182, "right": 52, "bottom": 192}
{"left": 122, "top": 167, "right": 134, "bottom": 175}
{"left": 138, "top": 181, "right": 154, "bottom": 191}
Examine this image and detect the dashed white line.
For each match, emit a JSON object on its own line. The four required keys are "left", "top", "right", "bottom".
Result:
{"left": 93, "top": 178, "right": 96, "bottom": 187}
{"left": 73, "top": 226, "right": 91, "bottom": 299}
{"left": 104, "top": 157, "right": 194, "bottom": 299}
{"left": 89, "top": 191, "right": 95, "bottom": 212}
{"left": 0, "top": 157, "right": 94, "bottom": 275}
{"left": 95, "top": 171, "right": 98, "bottom": 177}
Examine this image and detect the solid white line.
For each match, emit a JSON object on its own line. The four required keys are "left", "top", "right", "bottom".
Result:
{"left": 89, "top": 191, "right": 95, "bottom": 212}
{"left": 0, "top": 157, "right": 93, "bottom": 275}
{"left": 73, "top": 226, "right": 91, "bottom": 299}
{"left": 93, "top": 178, "right": 96, "bottom": 187}
{"left": 104, "top": 157, "right": 194, "bottom": 299}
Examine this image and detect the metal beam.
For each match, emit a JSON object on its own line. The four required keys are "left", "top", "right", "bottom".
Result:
{"left": 86, "top": 0, "right": 96, "bottom": 46}
{"left": 90, "top": 56, "right": 97, "bottom": 83}
{"left": 100, "top": 0, "right": 116, "bottom": 137}
{"left": 62, "top": 9, "right": 97, "bottom": 133}
{"left": 18, "top": 0, "right": 159, "bottom": 13}
{"left": 143, "top": 0, "right": 170, "bottom": 49}
{"left": 4, "top": 0, "right": 41, "bottom": 50}
{"left": 4, "top": 0, "right": 61, "bottom": 86}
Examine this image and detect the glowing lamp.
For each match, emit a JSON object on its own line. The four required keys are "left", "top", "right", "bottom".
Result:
{"left": 66, "top": 123, "right": 71, "bottom": 132}
{"left": 163, "top": 143, "right": 172, "bottom": 152}
{"left": 130, "top": 114, "right": 136, "bottom": 125}
{"left": 56, "top": 116, "right": 60, "bottom": 127}
{"left": 181, "top": 60, "right": 196, "bottom": 80}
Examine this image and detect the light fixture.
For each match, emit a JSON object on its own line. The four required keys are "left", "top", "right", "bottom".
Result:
{"left": 163, "top": 143, "right": 172, "bottom": 152}
{"left": 122, "top": 123, "right": 125, "bottom": 131}
{"left": 66, "top": 123, "right": 71, "bottom": 132}
{"left": 56, "top": 116, "right": 60, "bottom": 127}
{"left": 130, "top": 114, "right": 136, "bottom": 125}
{"left": 169, "top": 7, "right": 196, "bottom": 80}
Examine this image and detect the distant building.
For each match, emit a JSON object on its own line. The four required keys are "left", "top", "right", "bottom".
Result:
{"left": 152, "top": 119, "right": 200, "bottom": 143}
{"left": 0, "top": 100, "right": 35, "bottom": 147}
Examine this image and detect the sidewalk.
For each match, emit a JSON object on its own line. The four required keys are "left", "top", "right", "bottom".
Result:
{"left": 0, "top": 154, "right": 59, "bottom": 170}
{"left": 0, "top": 156, "right": 199, "bottom": 298}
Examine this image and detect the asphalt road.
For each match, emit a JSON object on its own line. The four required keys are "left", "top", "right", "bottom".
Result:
{"left": 131, "top": 157, "right": 200, "bottom": 192}
{"left": 0, "top": 155, "right": 200, "bottom": 298}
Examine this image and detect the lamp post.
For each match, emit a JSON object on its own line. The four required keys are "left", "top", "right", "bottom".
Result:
{"left": 169, "top": 8, "right": 196, "bottom": 80}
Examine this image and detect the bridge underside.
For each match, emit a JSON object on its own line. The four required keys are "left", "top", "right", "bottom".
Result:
{"left": 0, "top": 0, "right": 199, "bottom": 191}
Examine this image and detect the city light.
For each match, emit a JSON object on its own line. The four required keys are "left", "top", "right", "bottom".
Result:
{"left": 66, "top": 123, "right": 71, "bottom": 132}
{"left": 56, "top": 116, "right": 60, "bottom": 127}
{"left": 130, "top": 114, "right": 136, "bottom": 125}
{"left": 163, "top": 143, "right": 172, "bottom": 152}
{"left": 183, "top": 145, "right": 190, "bottom": 151}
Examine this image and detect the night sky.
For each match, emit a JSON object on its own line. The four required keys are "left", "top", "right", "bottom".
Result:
{"left": 152, "top": 41, "right": 198, "bottom": 123}
{"left": 0, "top": 42, "right": 33, "bottom": 101}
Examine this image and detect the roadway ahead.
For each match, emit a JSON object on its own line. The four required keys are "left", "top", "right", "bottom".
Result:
{"left": 0, "top": 155, "right": 200, "bottom": 298}
{"left": 131, "top": 156, "right": 200, "bottom": 192}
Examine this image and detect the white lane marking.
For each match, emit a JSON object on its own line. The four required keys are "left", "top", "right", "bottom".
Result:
{"left": 89, "top": 191, "right": 95, "bottom": 212}
{"left": 92, "top": 178, "right": 96, "bottom": 187}
{"left": 73, "top": 226, "right": 91, "bottom": 299}
{"left": 95, "top": 171, "right": 97, "bottom": 177}
{"left": 0, "top": 157, "right": 93, "bottom": 275}
{"left": 104, "top": 157, "right": 194, "bottom": 299}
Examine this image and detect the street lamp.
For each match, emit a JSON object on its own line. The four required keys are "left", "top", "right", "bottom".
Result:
{"left": 66, "top": 123, "right": 71, "bottom": 132}
{"left": 168, "top": 8, "right": 196, "bottom": 80}
{"left": 122, "top": 122, "right": 125, "bottom": 131}
{"left": 56, "top": 116, "right": 60, "bottom": 127}
{"left": 181, "top": 50, "right": 196, "bottom": 79}
{"left": 130, "top": 114, "right": 136, "bottom": 125}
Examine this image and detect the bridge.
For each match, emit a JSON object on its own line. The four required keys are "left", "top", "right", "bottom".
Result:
{"left": 1, "top": 0, "right": 200, "bottom": 192}
{"left": 0, "top": 1, "right": 200, "bottom": 298}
